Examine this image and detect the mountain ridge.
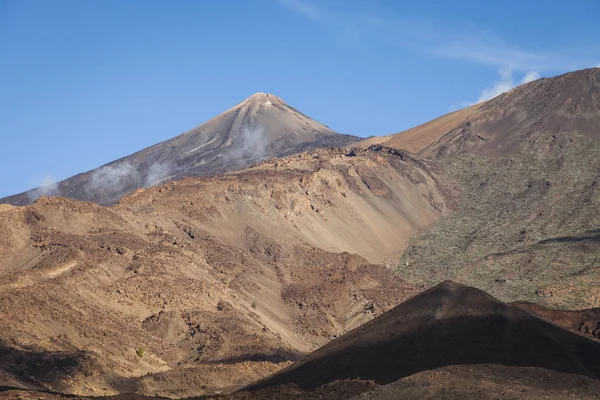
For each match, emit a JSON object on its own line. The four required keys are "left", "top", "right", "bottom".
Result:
{"left": 358, "top": 67, "right": 600, "bottom": 158}
{"left": 1, "top": 92, "right": 359, "bottom": 206}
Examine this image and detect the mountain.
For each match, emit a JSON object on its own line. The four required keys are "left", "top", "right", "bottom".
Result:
{"left": 357, "top": 103, "right": 481, "bottom": 154}
{"left": 237, "top": 281, "right": 600, "bottom": 398}
{"left": 3, "top": 68, "right": 600, "bottom": 399}
{"left": 0, "top": 146, "right": 451, "bottom": 397}
{"left": 360, "top": 67, "right": 600, "bottom": 157}
{"left": 0, "top": 93, "right": 359, "bottom": 206}
{"left": 363, "top": 68, "right": 600, "bottom": 310}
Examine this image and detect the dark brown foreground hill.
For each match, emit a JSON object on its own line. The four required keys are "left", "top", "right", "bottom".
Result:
{"left": 3, "top": 282, "right": 600, "bottom": 400}
{"left": 244, "top": 281, "right": 600, "bottom": 393}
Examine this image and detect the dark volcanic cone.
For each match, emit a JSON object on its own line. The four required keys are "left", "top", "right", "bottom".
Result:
{"left": 248, "top": 281, "right": 600, "bottom": 391}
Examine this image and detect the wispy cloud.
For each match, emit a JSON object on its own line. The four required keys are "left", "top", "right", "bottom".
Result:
{"left": 520, "top": 71, "right": 540, "bottom": 84}
{"left": 475, "top": 67, "right": 515, "bottom": 103}
{"left": 275, "top": 0, "right": 598, "bottom": 73}
{"left": 465, "top": 69, "right": 541, "bottom": 105}
{"left": 275, "top": 0, "right": 598, "bottom": 110}
{"left": 275, "top": 0, "right": 327, "bottom": 23}
{"left": 430, "top": 40, "right": 586, "bottom": 72}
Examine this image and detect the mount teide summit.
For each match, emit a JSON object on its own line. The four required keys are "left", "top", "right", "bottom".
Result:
{"left": 2, "top": 92, "right": 358, "bottom": 206}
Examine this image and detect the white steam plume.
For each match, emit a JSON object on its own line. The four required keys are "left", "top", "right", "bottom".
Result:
{"left": 144, "top": 162, "right": 175, "bottom": 188}
{"left": 520, "top": 71, "right": 540, "bottom": 84}
{"left": 87, "top": 162, "right": 140, "bottom": 196}
{"left": 27, "top": 175, "right": 60, "bottom": 202}
{"left": 240, "top": 126, "right": 268, "bottom": 160}
{"left": 226, "top": 125, "right": 269, "bottom": 164}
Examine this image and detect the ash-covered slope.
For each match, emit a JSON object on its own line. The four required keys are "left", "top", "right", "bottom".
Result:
{"left": 1, "top": 93, "right": 359, "bottom": 206}
{"left": 247, "top": 281, "right": 600, "bottom": 392}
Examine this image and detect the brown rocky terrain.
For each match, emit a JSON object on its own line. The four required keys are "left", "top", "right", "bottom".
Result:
{"left": 2, "top": 68, "right": 600, "bottom": 399}
{"left": 0, "top": 93, "right": 359, "bottom": 206}
{"left": 371, "top": 68, "right": 600, "bottom": 310}
{"left": 359, "top": 67, "right": 600, "bottom": 157}
{"left": 356, "top": 104, "right": 481, "bottom": 153}
{"left": 513, "top": 301, "right": 600, "bottom": 341}
{"left": 195, "top": 281, "right": 600, "bottom": 399}
{"left": 6, "top": 284, "right": 600, "bottom": 400}
{"left": 0, "top": 146, "right": 451, "bottom": 397}
{"left": 245, "top": 281, "right": 600, "bottom": 392}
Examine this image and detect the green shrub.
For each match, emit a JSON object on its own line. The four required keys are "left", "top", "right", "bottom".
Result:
{"left": 136, "top": 347, "right": 145, "bottom": 358}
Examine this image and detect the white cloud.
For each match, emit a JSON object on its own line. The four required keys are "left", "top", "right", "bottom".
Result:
{"left": 520, "top": 71, "right": 540, "bottom": 84}
{"left": 276, "top": 0, "right": 599, "bottom": 113}
{"left": 475, "top": 67, "right": 515, "bottom": 104}
{"left": 467, "top": 70, "right": 541, "bottom": 106}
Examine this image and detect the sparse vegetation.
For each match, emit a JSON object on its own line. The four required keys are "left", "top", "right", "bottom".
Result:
{"left": 397, "top": 133, "right": 600, "bottom": 309}
{"left": 251, "top": 301, "right": 257, "bottom": 309}
{"left": 136, "top": 347, "right": 145, "bottom": 358}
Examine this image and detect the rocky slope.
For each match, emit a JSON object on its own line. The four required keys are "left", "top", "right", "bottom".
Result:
{"left": 369, "top": 68, "right": 600, "bottom": 310}
{"left": 356, "top": 104, "right": 481, "bottom": 154}
{"left": 2, "top": 68, "right": 600, "bottom": 399}
{"left": 0, "top": 93, "right": 359, "bottom": 206}
{"left": 359, "top": 67, "right": 600, "bottom": 157}
{"left": 247, "top": 281, "right": 600, "bottom": 391}
{"left": 221, "top": 281, "right": 600, "bottom": 399}
{"left": 0, "top": 146, "right": 451, "bottom": 397}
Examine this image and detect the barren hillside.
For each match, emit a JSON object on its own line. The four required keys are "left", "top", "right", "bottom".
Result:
{"left": 2, "top": 68, "right": 600, "bottom": 400}
{"left": 0, "top": 146, "right": 451, "bottom": 397}
{"left": 359, "top": 68, "right": 600, "bottom": 157}
{"left": 378, "top": 68, "right": 600, "bottom": 310}
{"left": 228, "top": 281, "right": 600, "bottom": 399}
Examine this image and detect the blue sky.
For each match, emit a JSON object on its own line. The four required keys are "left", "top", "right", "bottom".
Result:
{"left": 1, "top": 0, "right": 599, "bottom": 198}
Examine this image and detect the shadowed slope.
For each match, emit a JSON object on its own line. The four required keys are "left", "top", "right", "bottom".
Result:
{"left": 247, "top": 281, "right": 600, "bottom": 391}
{"left": 352, "top": 364, "right": 600, "bottom": 400}
{"left": 513, "top": 301, "right": 600, "bottom": 341}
